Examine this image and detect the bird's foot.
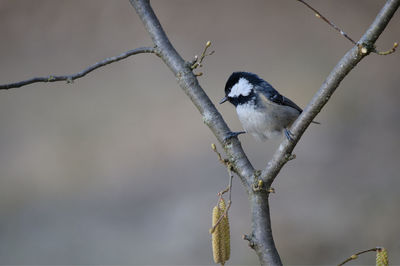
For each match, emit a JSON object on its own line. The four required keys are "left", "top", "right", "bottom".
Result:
{"left": 224, "top": 131, "right": 246, "bottom": 141}
{"left": 284, "top": 128, "right": 295, "bottom": 141}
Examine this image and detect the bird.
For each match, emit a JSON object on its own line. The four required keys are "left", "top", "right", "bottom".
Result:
{"left": 219, "top": 71, "right": 316, "bottom": 141}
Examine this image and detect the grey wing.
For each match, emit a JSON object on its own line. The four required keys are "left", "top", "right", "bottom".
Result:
{"left": 255, "top": 82, "right": 303, "bottom": 113}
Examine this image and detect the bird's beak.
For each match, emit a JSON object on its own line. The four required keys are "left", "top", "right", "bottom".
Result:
{"left": 219, "top": 96, "right": 228, "bottom": 104}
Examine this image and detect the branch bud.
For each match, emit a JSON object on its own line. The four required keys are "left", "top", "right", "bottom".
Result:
{"left": 211, "top": 143, "right": 217, "bottom": 151}
{"left": 350, "top": 254, "right": 358, "bottom": 259}
{"left": 361, "top": 47, "right": 368, "bottom": 54}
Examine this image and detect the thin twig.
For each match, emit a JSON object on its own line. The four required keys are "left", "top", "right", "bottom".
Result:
{"left": 226, "top": 165, "right": 234, "bottom": 203}
{"left": 297, "top": 0, "right": 398, "bottom": 56}
{"left": 210, "top": 166, "right": 234, "bottom": 234}
{"left": 209, "top": 143, "right": 234, "bottom": 235}
{"left": 338, "top": 247, "right": 381, "bottom": 266}
{"left": 191, "top": 41, "right": 215, "bottom": 70}
{"left": 297, "top": 0, "right": 357, "bottom": 45}
{"left": 211, "top": 143, "right": 229, "bottom": 166}
{"left": 0, "top": 47, "right": 156, "bottom": 90}
{"left": 377, "top": 42, "right": 398, "bottom": 55}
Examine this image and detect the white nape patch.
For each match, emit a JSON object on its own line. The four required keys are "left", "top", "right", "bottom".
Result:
{"left": 228, "top": 78, "right": 253, "bottom": 98}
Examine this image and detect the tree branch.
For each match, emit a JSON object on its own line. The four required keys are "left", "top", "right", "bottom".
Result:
{"left": 249, "top": 191, "right": 282, "bottom": 265}
{"left": 128, "top": 0, "right": 255, "bottom": 190}
{"left": 0, "top": 0, "right": 397, "bottom": 264}
{"left": 128, "top": 1, "right": 282, "bottom": 264}
{"left": 262, "top": 0, "right": 400, "bottom": 187}
{"left": 0, "top": 47, "right": 156, "bottom": 90}
{"left": 297, "top": 0, "right": 357, "bottom": 45}
{"left": 128, "top": 0, "right": 398, "bottom": 265}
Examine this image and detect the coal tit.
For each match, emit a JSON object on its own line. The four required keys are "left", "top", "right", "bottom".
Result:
{"left": 220, "top": 71, "right": 309, "bottom": 141}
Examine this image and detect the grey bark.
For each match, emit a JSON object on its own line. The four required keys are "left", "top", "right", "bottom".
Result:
{"left": 128, "top": 0, "right": 255, "bottom": 190}
{"left": 0, "top": 47, "right": 155, "bottom": 90}
{"left": 262, "top": 0, "right": 400, "bottom": 187}
{"left": 129, "top": 0, "right": 399, "bottom": 265}
{"left": 0, "top": 0, "right": 398, "bottom": 264}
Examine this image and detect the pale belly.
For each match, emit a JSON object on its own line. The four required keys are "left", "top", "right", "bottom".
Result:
{"left": 236, "top": 103, "right": 299, "bottom": 141}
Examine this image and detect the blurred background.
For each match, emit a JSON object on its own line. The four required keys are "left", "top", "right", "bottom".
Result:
{"left": 0, "top": 0, "right": 399, "bottom": 265}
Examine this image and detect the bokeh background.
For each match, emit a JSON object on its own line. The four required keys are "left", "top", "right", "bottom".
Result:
{"left": 0, "top": 0, "right": 399, "bottom": 265}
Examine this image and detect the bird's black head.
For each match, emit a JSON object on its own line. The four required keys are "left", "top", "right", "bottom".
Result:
{"left": 220, "top": 72, "right": 262, "bottom": 106}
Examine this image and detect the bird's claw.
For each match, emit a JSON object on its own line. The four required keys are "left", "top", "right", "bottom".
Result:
{"left": 284, "top": 128, "right": 295, "bottom": 141}
{"left": 223, "top": 131, "right": 246, "bottom": 141}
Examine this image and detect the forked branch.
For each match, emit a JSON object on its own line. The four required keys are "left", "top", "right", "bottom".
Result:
{"left": 1, "top": 0, "right": 397, "bottom": 265}
{"left": 128, "top": 0, "right": 399, "bottom": 265}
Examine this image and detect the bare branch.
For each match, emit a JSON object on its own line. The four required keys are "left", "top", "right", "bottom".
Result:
{"left": 128, "top": 0, "right": 255, "bottom": 190}
{"left": 297, "top": 0, "right": 357, "bottom": 45}
{"left": 129, "top": 1, "right": 281, "bottom": 264}
{"left": 297, "top": 0, "right": 399, "bottom": 56}
{"left": 338, "top": 247, "right": 386, "bottom": 266}
{"left": 361, "top": 0, "right": 400, "bottom": 44}
{"left": 249, "top": 191, "right": 282, "bottom": 265}
{"left": 377, "top": 41, "right": 398, "bottom": 55}
{"left": 128, "top": 0, "right": 399, "bottom": 265}
{"left": 0, "top": 0, "right": 396, "bottom": 264}
{"left": 0, "top": 47, "right": 156, "bottom": 90}
{"left": 262, "top": 0, "right": 400, "bottom": 187}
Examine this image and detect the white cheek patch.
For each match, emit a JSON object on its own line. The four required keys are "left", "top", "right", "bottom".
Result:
{"left": 228, "top": 78, "right": 253, "bottom": 97}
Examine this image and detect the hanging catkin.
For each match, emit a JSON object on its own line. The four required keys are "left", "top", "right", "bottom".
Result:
{"left": 211, "top": 198, "right": 230, "bottom": 265}
{"left": 376, "top": 248, "right": 388, "bottom": 266}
